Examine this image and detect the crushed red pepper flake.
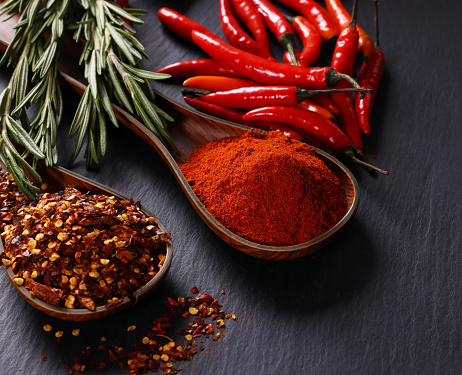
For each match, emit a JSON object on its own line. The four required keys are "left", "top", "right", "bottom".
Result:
{"left": 64, "top": 289, "right": 236, "bottom": 374}
{"left": 0, "top": 172, "right": 171, "bottom": 310}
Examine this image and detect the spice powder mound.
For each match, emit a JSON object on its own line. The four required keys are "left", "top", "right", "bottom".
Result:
{"left": 0, "top": 172, "right": 171, "bottom": 310}
{"left": 180, "top": 130, "right": 348, "bottom": 247}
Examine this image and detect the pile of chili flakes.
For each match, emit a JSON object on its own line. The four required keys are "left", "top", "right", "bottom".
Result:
{"left": 63, "top": 289, "right": 236, "bottom": 375}
{"left": 0, "top": 171, "right": 171, "bottom": 310}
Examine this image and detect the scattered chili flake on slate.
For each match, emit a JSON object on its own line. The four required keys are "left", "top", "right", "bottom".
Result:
{"left": 0, "top": 172, "right": 171, "bottom": 310}
{"left": 189, "top": 286, "right": 198, "bottom": 294}
{"left": 41, "top": 354, "right": 47, "bottom": 361}
{"left": 64, "top": 289, "right": 236, "bottom": 374}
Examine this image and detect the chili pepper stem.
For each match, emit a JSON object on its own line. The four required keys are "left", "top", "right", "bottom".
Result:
{"left": 340, "top": 145, "right": 389, "bottom": 175}
{"left": 325, "top": 69, "right": 365, "bottom": 96}
{"left": 280, "top": 33, "right": 299, "bottom": 66}
{"left": 296, "top": 87, "right": 373, "bottom": 102}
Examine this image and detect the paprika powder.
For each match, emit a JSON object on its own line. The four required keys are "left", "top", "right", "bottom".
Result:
{"left": 180, "top": 131, "right": 348, "bottom": 247}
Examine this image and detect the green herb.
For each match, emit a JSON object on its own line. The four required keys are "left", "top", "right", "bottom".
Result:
{"left": 0, "top": 0, "right": 176, "bottom": 198}
{"left": 68, "top": 0, "right": 177, "bottom": 169}
{"left": 0, "top": 0, "right": 69, "bottom": 199}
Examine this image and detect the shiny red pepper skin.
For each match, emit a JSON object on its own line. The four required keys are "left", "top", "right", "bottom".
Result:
{"left": 230, "top": 0, "right": 271, "bottom": 52}
{"left": 283, "top": 49, "right": 301, "bottom": 65}
{"left": 156, "top": 59, "right": 244, "bottom": 78}
{"left": 290, "top": 16, "right": 322, "bottom": 66}
{"left": 183, "top": 76, "right": 261, "bottom": 92}
{"left": 243, "top": 105, "right": 352, "bottom": 154}
{"left": 249, "top": 0, "right": 298, "bottom": 63}
{"left": 219, "top": 0, "right": 276, "bottom": 60}
{"left": 276, "top": 0, "right": 339, "bottom": 43}
{"left": 330, "top": 19, "right": 363, "bottom": 150}
{"left": 191, "top": 30, "right": 342, "bottom": 90}
{"left": 297, "top": 98, "right": 337, "bottom": 123}
{"left": 355, "top": 48, "right": 384, "bottom": 134}
{"left": 324, "top": 0, "right": 374, "bottom": 61}
{"left": 183, "top": 96, "right": 303, "bottom": 141}
{"left": 157, "top": 7, "right": 214, "bottom": 45}
{"left": 199, "top": 86, "right": 303, "bottom": 108}
{"left": 310, "top": 94, "right": 339, "bottom": 114}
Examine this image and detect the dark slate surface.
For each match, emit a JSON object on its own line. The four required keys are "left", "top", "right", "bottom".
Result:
{"left": 0, "top": 0, "right": 461, "bottom": 374}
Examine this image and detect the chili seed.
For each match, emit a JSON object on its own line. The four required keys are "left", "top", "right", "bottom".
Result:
{"left": 55, "top": 331, "right": 64, "bottom": 338}
{"left": 43, "top": 324, "right": 52, "bottom": 332}
{"left": 72, "top": 329, "right": 80, "bottom": 336}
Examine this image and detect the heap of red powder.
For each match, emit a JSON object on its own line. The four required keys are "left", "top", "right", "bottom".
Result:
{"left": 180, "top": 131, "right": 348, "bottom": 246}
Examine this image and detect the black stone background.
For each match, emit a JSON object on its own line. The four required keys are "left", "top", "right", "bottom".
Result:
{"left": 0, "top": 0, "right": 461, "bottom": 374}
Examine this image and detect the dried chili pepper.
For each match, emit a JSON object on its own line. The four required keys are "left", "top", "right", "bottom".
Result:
{"left": 0, "top": 173, "right": 171, "bottom": 310}
{"left": 194, "top": 85, "right": 371, "bottom": 109}
{"left": 156, "top": 59, "right": 243, "bottom": 78}
{"left": 191, "top": 30, "right": 362, "bottom": 90}
{"left": 324, "top": 0, "right": 374, "bottom": 62}
{"left": 183, "top": 96, "right": 304, "bottom": 141}
{"left": 230, "top": 0, "right": 271, "bottom": 52}
{"left": 243, "top": 106, "right": 388, "bottom": 174}
{"left": 355, "top": 0, "right": 384, "bottom": 135}
{"left": 249, "top": 0, "right": 299, "bottom": 64}
{"left": 157, "top": 7, "right": 215, "bottom": 45}
{"left": 220, "top": 0, "right": 276, "bottom": 60}
{"left": 183, "top": 75, "right": 261, "bottom": 92}
{"left": 287, "top": 15, "right": 322, "bottom": 66}
{"left": 276, "top": 0, "right": 339, "bottom": 44}
{"left": 329, "top": 0, "right": 363, "bottom": 150}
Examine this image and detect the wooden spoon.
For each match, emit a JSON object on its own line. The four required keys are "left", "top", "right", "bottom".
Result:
{"left": 0, "top": 13, "right": 359, "bottom": 261}
{"left": 0, "top": 162, "right": 173, "bottom": 320}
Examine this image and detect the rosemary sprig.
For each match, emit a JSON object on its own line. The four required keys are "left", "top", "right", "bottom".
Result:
{"left": 68, "top": 0, "right": 177, "bottom": 168}
{"left": 0, "top": 0, "right": 70, "bottom": 198}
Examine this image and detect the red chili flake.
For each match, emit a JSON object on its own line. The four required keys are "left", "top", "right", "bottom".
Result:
{"left": 41, "top": 354, "right": 47, "bottom": 361}
{"left": 190, "top": 286, "right": 199, "bottom": 294}
{"left": 65, "top": 290, "right": 236, "bottom": 374}
{"left": 0, "top": 172, "right": 171, "bottom": 311}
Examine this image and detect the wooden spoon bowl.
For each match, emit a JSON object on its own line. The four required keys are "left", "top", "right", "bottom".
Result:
{"left": 0, "top": 164, "right": 173, "bottom": 320}
{"left": 0, "top": 12, "right": 359, "bottom": 261}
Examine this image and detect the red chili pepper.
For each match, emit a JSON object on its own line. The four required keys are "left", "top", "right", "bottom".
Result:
{"left": 243, "top": 106, "right": 388, "bottom": 174}
{"left": 183, "top": 76, "right": 261, "bottom": 92}
{"left": 297, "top": 98, "right": 337, "bottom": 123}
{"left": 243, "top": 105, "right": 350, "bottom": 154}
{"left": 191, "top": 30, "right": 360, "bottom": 90}
{"left": 310, "top": 94, "right": 339, "bottom": 114}
{"left": 355, "top": 0, "right": 384, "bottom": 135}
{"left": 156, "top": 59, "right": 244, "bottom": 78}
{"left": 329, "top": 0, "right": 363, "bottom": 151}
{"left": 249, "top": 0, "right": 299, "bottom": 65}
{"left": 220, "top": 0, "right": 276, "bottom": 61}
{"left": 183, "top": 96, "right": 303, "bottom": 141}
{"left": 157, "top": 7, "right": 214, "bottom": 45}
{"left": 230, "top": 0, "right": 271, "bottom": 53}
{"left": 324, "top": 0, "right": 374, "bottom": 61}
{"left": 283, "top": 49, "right": 301, "bottom": 65}
{"left": 288, "top": 15, "right": 322, "bottom": 66}
{"left": 197, "top": 85, "right": 370, "bottom": 109}
{"left": 276, "top": 0, "right": 339, "bottom": 44}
